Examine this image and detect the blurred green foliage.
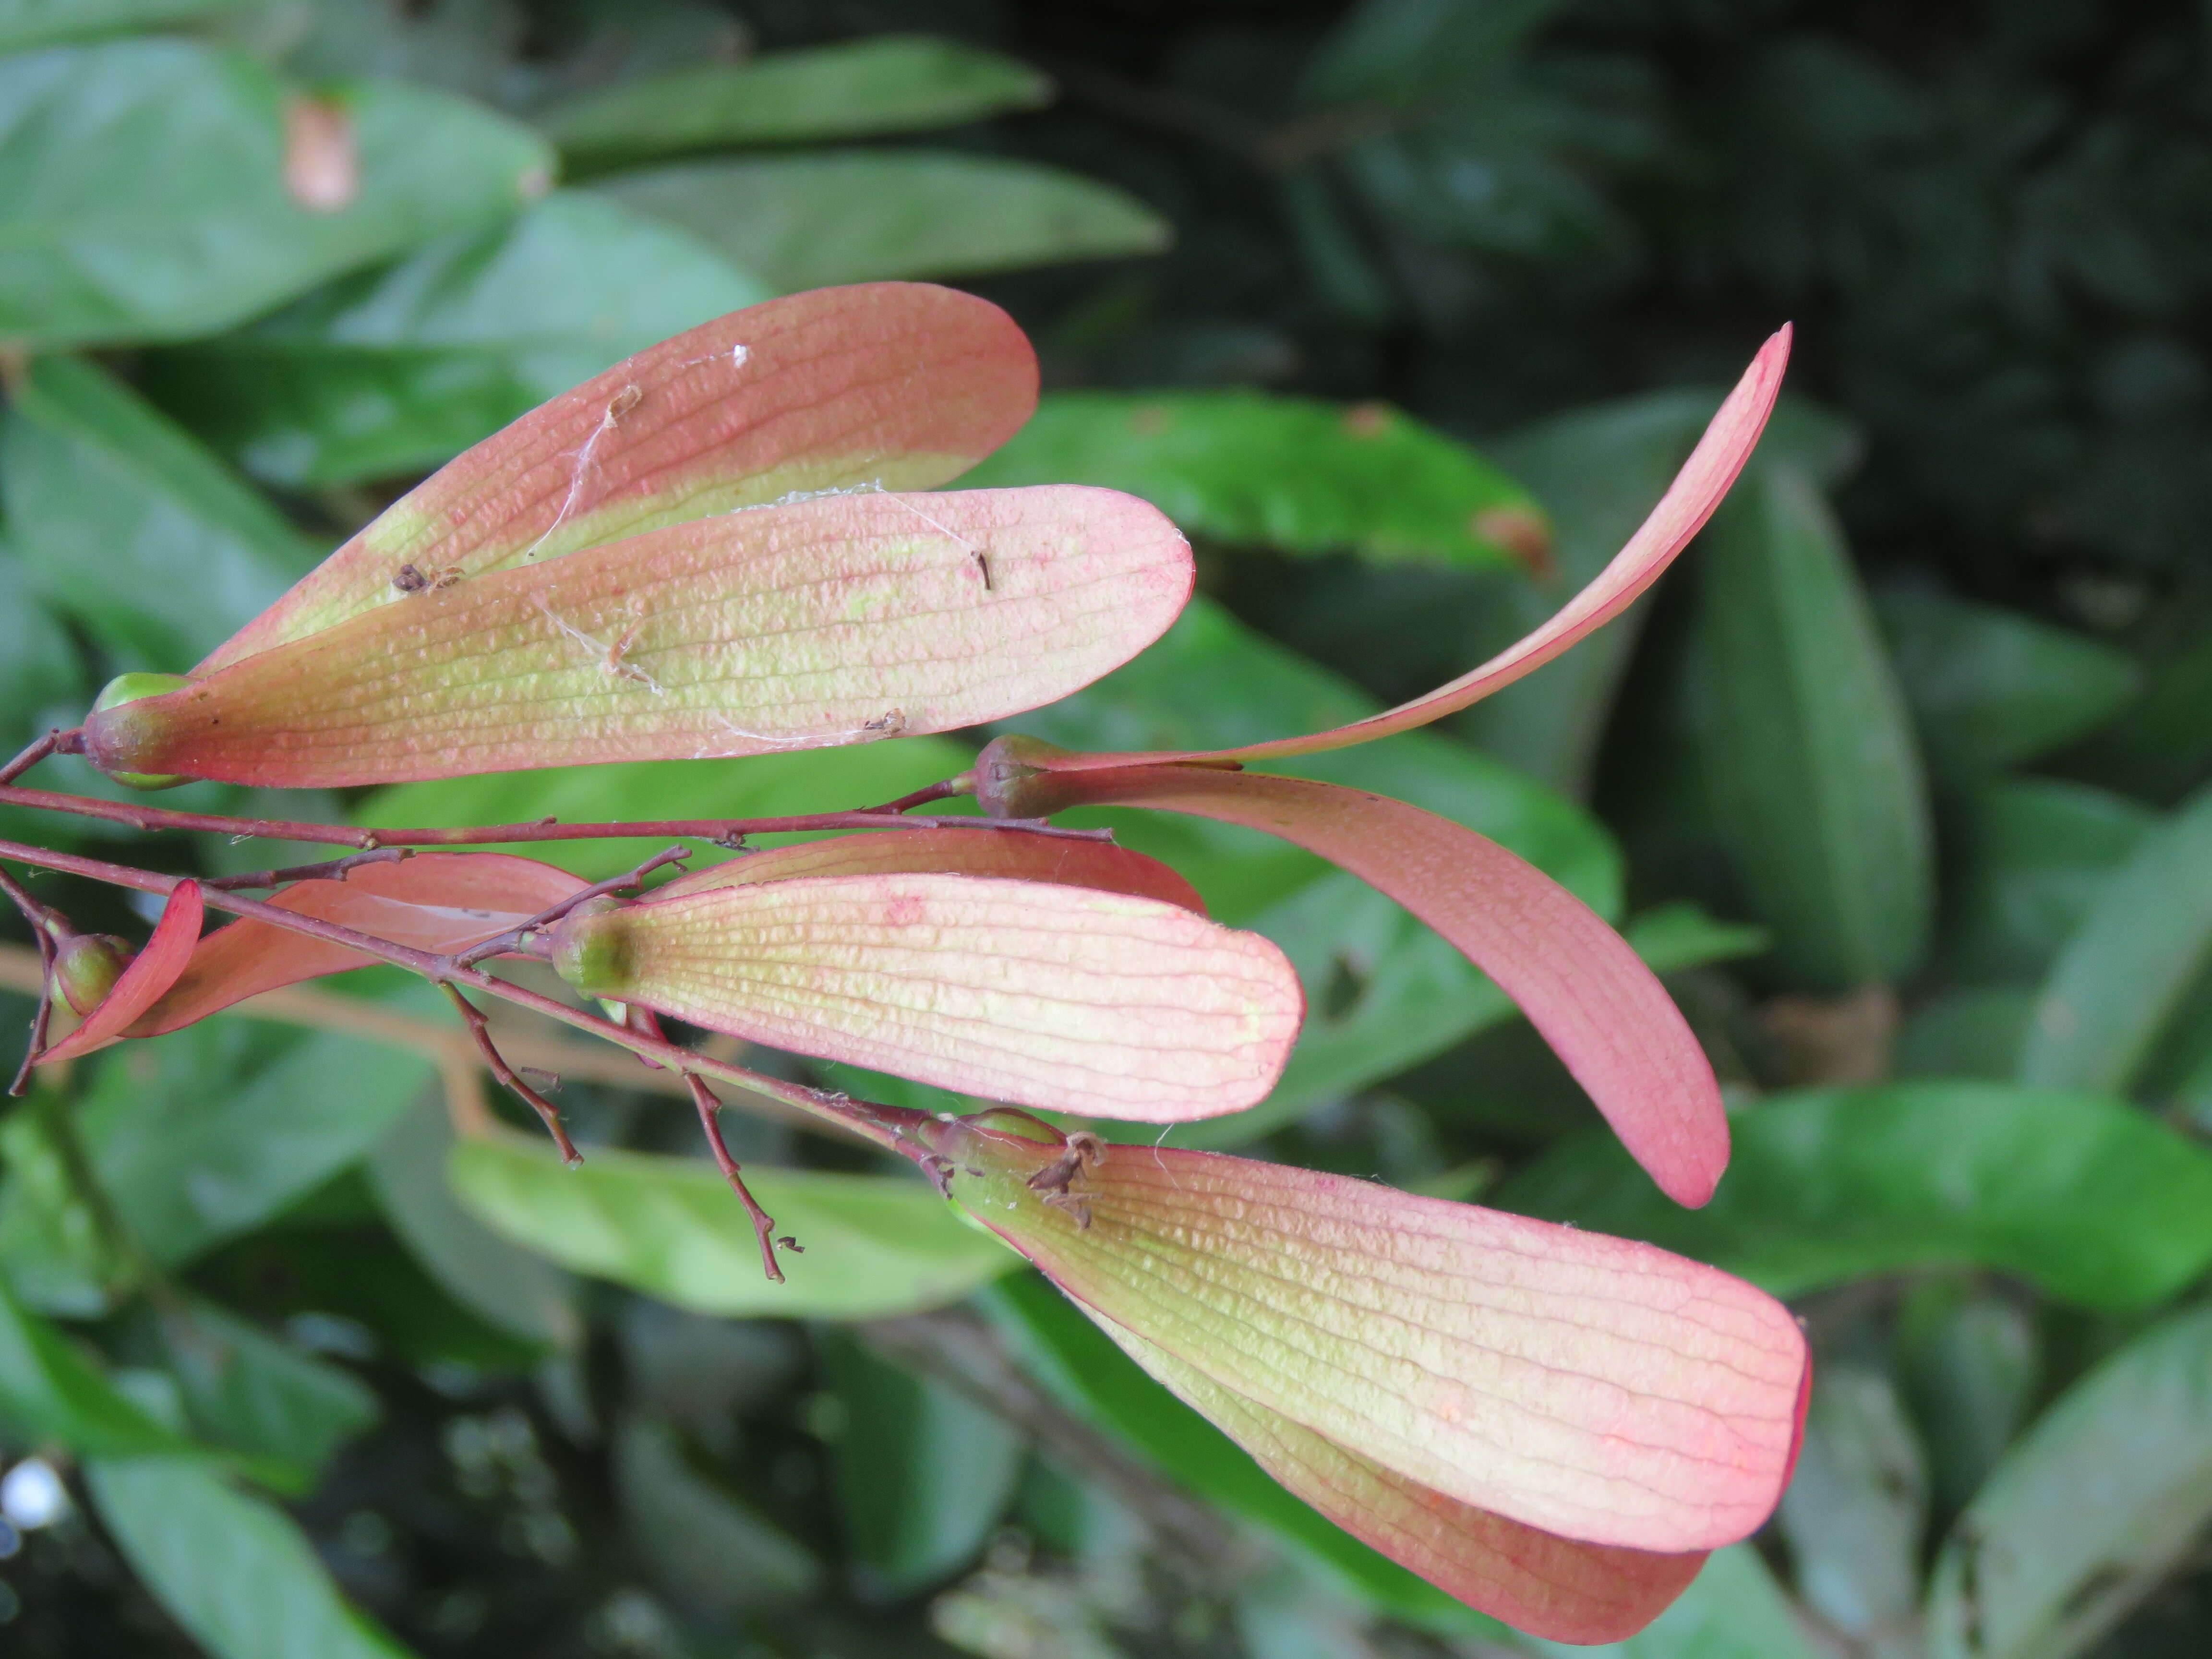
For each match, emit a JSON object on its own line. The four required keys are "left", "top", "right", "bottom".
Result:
{"left": 4, "top": 2, "right": 2212, "bottom": 1657}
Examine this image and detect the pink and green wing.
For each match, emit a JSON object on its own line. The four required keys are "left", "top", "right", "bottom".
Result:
{"left": 199, "top": 282, "right": 1040, "bottom": 672}
{"left": 938, "top": 1122, "right": 1808, "bottom": 1555}
{"left": 549, "top": 871, "right": 1300, "bottom": 1120}
{"left": 38, "top": 881, "right": 204, "bottom": 1064}
{"left": 124, "top": 854, "right": 587, "bottom": 1037}
{"left": 87, "top": 486, "right": 1190, "bottom": 787}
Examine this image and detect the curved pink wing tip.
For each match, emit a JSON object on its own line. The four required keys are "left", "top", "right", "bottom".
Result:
{"left": 38, "top": 880, "right": 204, "bottom": 1064}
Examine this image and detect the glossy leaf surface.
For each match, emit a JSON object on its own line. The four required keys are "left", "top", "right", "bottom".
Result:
{"left": 961, "top": 390, "right": 1546, "bottom": 571}
{"left": 596, "top": 153, "right": 1170, "bottom": 291}
{"left": 544, "top": 36, "right": 1052, "bottom": 166}
{"left": 1924, "top": 1304, "right": 2212, "bottom": 1659}
{"left": 934, "top": 1119, "right": 1807, "bottom": 1552}
{"left": 199, "top": 282, "right": 1038, "bottom": 671}
{"left": 0, "top": 39, "right": 548, "bottom": 347}
{"left": 3, "top": 354, "right": 322, "bottom": 670}
{"left": 88, "top": 1457, "right": 413, "bottom": 1659}
{"left": 37, "top": 879, "right": 201, "bottom": 1064}
{"left": 2019, "top": 779, "right": 2212, "bottom": 1095}
{"left": 1021, "top": 325, "right": 1788, "bottom": 769}
{"left": 91, "top": 486, "right": 1190, "bottom": 786}
{"left": 127, "top": 854, "right": 586, "bottom": 1036}
{"left": 550, "top": 871, "right": 1299, "bottom": 1121}
{"left": 145, "top": 192, "right": 769, "bottom": 490}
{"left": 1686, "top": 463, "right": 1933, "bottom": 990}
{"left": 1875, "top": 586, "right": 2140, "bottom": 782}
{"left": 448, "top": 1133, "right": 1014, "bottom": 1319}
{"left": 1497, "top": 1082, "right": 2212, "bottom": 1310}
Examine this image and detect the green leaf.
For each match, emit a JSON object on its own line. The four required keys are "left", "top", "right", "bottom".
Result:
{"left": 0, "top": 39, "right": 550, "bottom": 346}
{"left": 595, "top": 151, "right": 1169, "bottom": 290}
{"left": 1894, "top": 986, "right": 2037, "bottom": 1081}
{"left": 143, "top": 192, "right": 769, "bottom": 489}
{"left": 613, "top": 1414, "right": 823, "bottom": 1614}
{"left": 1517, "top": 1546, "right": 1821, "bottom": 1659}
{"left": 1874, "top": 587, "right": 2140, "bottom": 781}
{"left": 355, "top": 735, "right": 975, "bottom": 880}
{"left": 1942, "top": 779, "right": 2155, "bottom": 986}
{"left": 0, "top": 0, "right": 247, "bottom": 52}
{"left": 447, "top": 1133, "right": 1016, "bottom": 1319}
{"left": 0, "top": 541, "right": 83, "bottom": 749}
{"left": 152, "top": 1299, "right": 378, "bottom": 1493}
{"left": 366, "top": 1092, "right": 577, "bottom": 1352}
{"left": 817, "top": 1328, "right": 1024, "bottom": 1598}
{"left": 978, "top": 1271, "right": 1511, "bottom": 1640}
{"left": 77, "top": 1022, "right": 431, "bottom": 1269}
{"left": 1924, "top": 1303, "right": 2212, "bottom": 1659}
{"left": 87, "top": 1456, "right": 415, "bottom": 1659}
{"left": 0, "top": 1274, "right": 188, "bottom": 1455}
{"left": 1899, "top": 1279, "right": 2040, "bottom": 1521}
{"left": 959, "top": 390, "right": 1544, "bottom": 571}
{"left": 1686, "top": 462, "right": 1934, "bottom": 989}
{"left": 0, "top": 1091, "right": 134, "bottom": 1315}
{"left": 1773, "top": 1364, "right": 1926, "bottom": 1646}
{"left": 2, "top": 353, "right": 324, "bottom": 670}
{"left": 543, "top": 35, "right": 1052, "bottom": 168}
{"left": 1496, "top": 1082, "right": 2212, "bottom": 1310}
{"left": 2019, "top": 779, "right": 2212, "bottom": 1096}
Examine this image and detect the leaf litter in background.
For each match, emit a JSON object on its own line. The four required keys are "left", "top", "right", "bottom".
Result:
{"left": 1874, "top": 586, "right": 2140, "bottom": 784}
{"left": 817, "top": 1327, "right": 1025, "bottom": 1600}
{"left": 2019, "top": 778, "right": 2212, "bottom": 1097}
{"left": 542, "top": 34, "right": 1053, "bottom": 168}
{"left": 88, "top": 1455, "right": 416, "bottom": 1659}
{"left": 593, "top": 151, "right": 1170, "bottom": 290}
{"left": 960, "top": 389, "right": 1546, "bottom": 571}
{"left": 143, "top": 191, "right": 769, "bottom": 489}
{"left": 447, "top": 1132, "right": 1016, "bottom": 1320}
{"left": 1923, "top": 1303, "right": 2212, "bottom": 1659}
{"left": 1685, "top": 461, "right": 1935, "bottom": 990}
{"left": 1496, "top": 1082, "right": 2212, "bottom": 1310}
{"left": 0, "top": 37, "right": 549, "bottom": 346}
{"left": 1, "top": 353, "right": 325, "bottom": 671}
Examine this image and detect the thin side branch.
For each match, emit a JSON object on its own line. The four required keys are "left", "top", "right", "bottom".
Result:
{"left": 0, "top": 783, "right": 1109, "bottom": 850}
{"left": 0, "top": 836, "right": 930, "bottom": 1157}
{"left": 445, "top": 843, "right": 689, "bottom": 972}
{"left": 685, "top": 1073, "right": 785, "bottom": 1284}
{"left": 440, "top": 982, "right": 581, "bottom": 1165}
{"left": 0, "top": 865, "right": 60, "bottom": 1096}
{"left": 203, "top": 847, "right": 414, "bottom": 890}
{"left": 0, "top": 729, "right": 71, "bottom": 789}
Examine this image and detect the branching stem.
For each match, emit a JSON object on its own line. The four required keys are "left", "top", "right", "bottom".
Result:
{"left": 685, "top": 1073, "right": 784, "bottom": 1284}
{"left": 445, "top": 843, "right": 689, "bottom": 972}
{"left": 440, "top": 983, "right": 581, "bottom": 1165}
{"left": 0, "top": 835, "right": 932, "bottom": 1158}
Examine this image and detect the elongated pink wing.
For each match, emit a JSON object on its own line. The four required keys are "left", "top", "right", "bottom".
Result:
{"left": 657, "top": 828, "right": 1204, "bottom": 913}
{"left": 85, "top": 487, "right": 1191, "bottom": 788}
{"left": 933, "top": 1118, "right": 1808, "bottom": 1554}
{"left": 38, "top": 882, "right": 203, "bottom": 1063}
{"left": 985, "top": 757, "right": 1726, "bottom": 1207}
{"left": 124, "top": 854, "right": 588, "bottom": 1038}
{"left": 200, "top": 283, "right": 1039, "bottom": 673}
{"left": 1101, "top": 1318, "right": 1707, "bottom": 1641}
{"left": 547, "top": 873, "right": 1301, "bottom": 1120}
{"left": 1028, "top": 326, "right": 1790, "bottom": 772}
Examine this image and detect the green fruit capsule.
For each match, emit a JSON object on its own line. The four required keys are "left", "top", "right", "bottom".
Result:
{"left": 86, "top": 673, "right": 191, "bottom": 790}
{"left": 49, "top": 930, "right": 135, "bottom": 1015}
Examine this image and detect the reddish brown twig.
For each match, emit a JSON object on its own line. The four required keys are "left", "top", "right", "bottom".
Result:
{"left": 0, "top": 866, "right": 56, "bottom": 1097}
{"left": 685, "top": 1072, "right": 785, "bottom": 1284}
{"left": 445, "top": 844, "right": 690, "bottom": 972}
{"left": 440, "top": 982, "right": 581, "bottom": 1165}
{"left": 0, "top": 783, "right": 1109, "bottom": 851}
{"left": 0, "top": 729, "right": 74, "bottom": 789}
{"left": 0, "top": 835, "right": 934, "bottom": 1158}
{"left": 204, "top": 847, "right": 415, "bottom": 890}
